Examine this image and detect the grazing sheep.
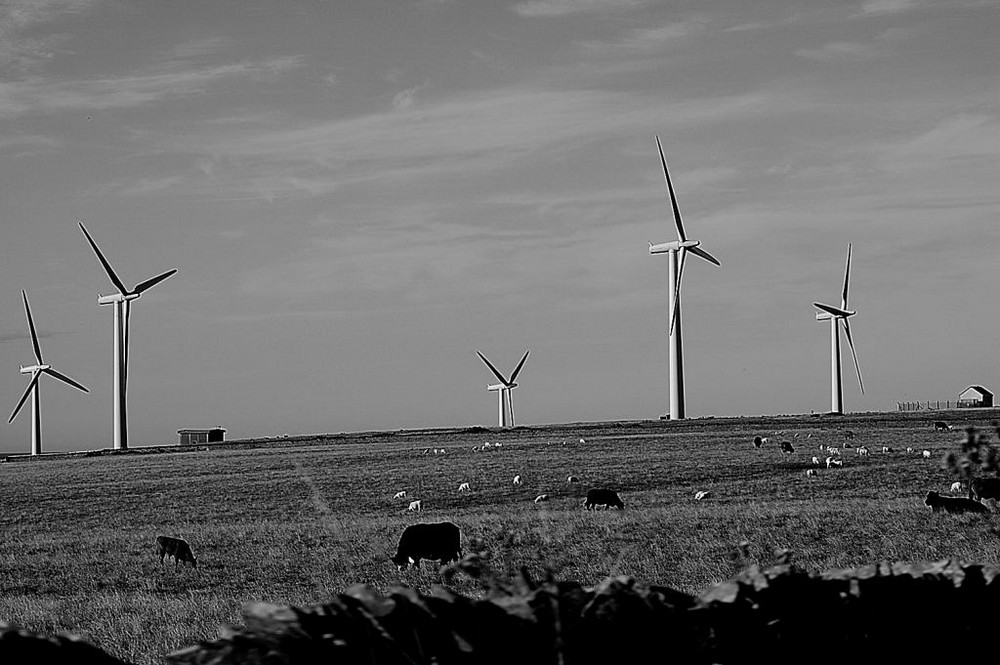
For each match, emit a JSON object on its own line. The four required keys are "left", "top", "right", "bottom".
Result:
{"left": 812, "top": 456, "right": 820, "bottom": 466}
{"left": 567, "top": 475, "right": 579, "bottom": 483}
{"left": 882, "top": 446, "right": 894, "bottom": 454}
{"left": 950, "top": 482, "right": 963, "bottom": 493}
{"left": 906, "top": 447, "right": 914, "bottom": 453}
{"left": 533, "top": 494, "right": 549, "bottom": 503}
{"left": 483, "top": 442, "right": 492, "bottom": 449}
{"left": 407, "top": 500, "right": 422, "bottom": 512}
{"left": 579, "top": 438, "right": 586, "bottom": 444}
{"left": 925, "top": 491, "right": 988, "bottom": 514}
{"left": 513, "top": 474, "right": 523, "bottom": 486}
{"left": 827, "top": 447, "right": 840, "bottom": 455}
{"left": 922, "top": 450, "right": 932, "bottom": 458}
{"left": 779, "top": 441, "right": 794, "bottom": 453}
{"left": 806, "top": 469, "right": 817, "bottom": 478}
{"left": 694, "top": 490, "right": 710, "bottom": 501}
{"left": 495, "top": 442, "right": 503, "bottom": 449}
{"left": 857, "top": 446, "right": 870, "bottom": 457}
{"left": 156, "top": 535, "right": 197, "bottom": 569}
{"left": 393, "top": 491, "right": 407, "bottom": 500}
{"left": 458, "top": 482, "right": 471, "bottom": 492}
{"left": 826, "top": 457, "right": 843, "bottom": 468}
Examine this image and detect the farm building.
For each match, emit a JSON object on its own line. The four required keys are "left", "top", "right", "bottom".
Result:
{"left": 958, "top": 386, "right": 993, "bottom": 408}
{"left": 177, "top": 427, "right": 226, "bottom": 445}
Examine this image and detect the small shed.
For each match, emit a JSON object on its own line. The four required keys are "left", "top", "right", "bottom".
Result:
{"left": 958, "top": 386, "right": 994, "bottom": 408}
{"left": 177, "top": 427, "right": 226, "bottom": 446}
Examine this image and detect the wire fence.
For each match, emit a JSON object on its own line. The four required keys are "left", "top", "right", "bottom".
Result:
{"left": 896, "top": 400, "right": 986, "bottom": 411}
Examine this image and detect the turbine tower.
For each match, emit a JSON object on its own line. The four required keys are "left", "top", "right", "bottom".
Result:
{"left": 79, "top": 222, "right": 176, "bottom": 450}
{"left": 647, "top": 136, "right": 721, "bottom": 420}
{"left": 8, "top": 291, "right": 89, "bottom": 455}
{"left": 476, "top": 350, "right": 529, "bottom": 428}
{"left": 813, "top": 243, "right": 864, "bottom": 414}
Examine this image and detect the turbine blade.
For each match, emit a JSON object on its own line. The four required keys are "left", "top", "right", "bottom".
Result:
{"left": 843, "top": 318, "right": 864, "bottom": 395}
{"left": 79, "top": 222, "right": 129, "bottom": 295}
{"left": 655, "top": 135, "right": 687, "bottom": 243}
{"left": 21, "top": 290, "right": 43, "bottom": 365}
{"left": 813, "top": 302, "right": 853, "bottom": 318}
{"left": 688, "top": 244, "right": 721, "bottom": 267}
{"left": 9, "top": 371, "right": 40, "bottom": 424}
{"left": 509, "top": 350, "right": 530, "bottom": 384}
{"left": 477, "top": 351, "right": 508, "bottom": 385}
{"left": 133, "top": 269, "right": 177, "bottom": 295}
{"left": 669, "top": 248, "right": 687, "bottom": 336}
{"left": 43, "top": 367, "right": 89, "bottom": 394}
{"left": 841, "top": 243, "right": 853, "bottom": 309}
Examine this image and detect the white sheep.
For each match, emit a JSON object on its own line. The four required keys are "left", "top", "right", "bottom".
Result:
{"left": 534, "top": 494, "right": 549, "bottom": 503}
{"left": 950, "top": 481, "right": 963, "bottom": 493}
{"left": 458, "top": 482, "right": 471, "bottom": 492}
{"left": 513, "top": 474, "right": 523, "bottom": 486}
{"left": 407, "top": 500, "right": 422, "bottom": 512}
{"left": 812, "top": 456, "right": 820, "bottom": 466}
{"left": 393, "top": 491, "right": 407, "bottom": 500}
{"left": 694, "top": 490, "right": 710, "bottom": 501}
{"left": 806, "top": 469, "right": 817, "bottom": 477}
{"left": 923, "top": 450, "right": 932, "bottom": 458}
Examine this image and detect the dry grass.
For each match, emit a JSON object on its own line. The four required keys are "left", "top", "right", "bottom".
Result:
{"left": 0, "top": 411, "right": 996, "bottom": 664}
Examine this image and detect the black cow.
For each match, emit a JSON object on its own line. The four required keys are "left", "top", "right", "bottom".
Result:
{"left": 934, "top": 421, "right": 952, "bottom": 432}
{"left": 390, "top": 521, "right": 462, "bottom": 570}
{"left": 969, "top": 477, "right": 1000, "bottom": 502}
{"left": 779, "top": 441, "right": 794, "bottom": 454}
{"left": 584, "top": 488, "right": 624, "bottom": 510}
{"left": 925, "top": 491, "right": 988, "bottom": 514}
{"left": 156, "top": 535, "right": 197, "bottom": 568}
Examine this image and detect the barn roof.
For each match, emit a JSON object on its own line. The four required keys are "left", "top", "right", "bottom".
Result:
{"left": 959, "top": 385, "right": 993, "bottom": 399}
{"left": 177, "top": 427, "right": 227, "bottom": 434}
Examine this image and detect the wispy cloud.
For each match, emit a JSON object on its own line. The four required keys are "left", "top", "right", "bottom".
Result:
{"left": 0, "top": 56, "right": 303, "bottom": 118}
{"left": 580, "top": 18, "right": 705, "bottom": 54}
{"left": 860, "top": 0, "right": 921, "bottom": 15}
{"left": 795, "top": 41, "right": 878, "bottom": 62}
{"left": 1, "top": 0, "right": 103, "bottom": 71}
{"left": 513, "top": 0, "right": 649, "bottom": 18}
{"left": 391, "top": 82, "right": 429, "bottom": 111}
{"left": 877, "top": 114, "right": 1000, "bottom": 172}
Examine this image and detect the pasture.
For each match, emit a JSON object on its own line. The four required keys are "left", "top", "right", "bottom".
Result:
{"left": 1, "top": 411, "right": 998, "bottom": 664}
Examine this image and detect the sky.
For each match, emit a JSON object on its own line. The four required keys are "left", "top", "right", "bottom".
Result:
{"left": 1, "top": 0, "right": 998, "bottom": 453}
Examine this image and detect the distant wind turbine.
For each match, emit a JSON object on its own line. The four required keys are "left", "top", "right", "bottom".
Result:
{"left": 647, "top": 136, "right": 721, "bottom": 420}
{"left": 476, "top": 350, "right": 529, "bottom": 428}
{"left": 79, "top": 221, "right": 176, "bottom": 450}
{"left": 8, "top": 291, "right": 89, "bottom": 455}
{"left": 813, "top": 243, "right": 864, "bottom": 414}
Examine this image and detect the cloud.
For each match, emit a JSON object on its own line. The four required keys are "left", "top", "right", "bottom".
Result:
{"left": 795, "top": 41, "right": 878, "bottom": 62}
{"left": 0, "top": 0, "right": 103, "bottom": 71}
{"left": 0, "top": 56, "right": 303, "bottom": 118}
{"left": 860, "top": 0, "right": 921, "bottom": 15}
{"left": 391, "top": 83, "right": 428, "bottom": 111}
{"left": 513, "top": 0, "right": 648, "bottom": 17}
{"left": 877, "top": 114, "right": 1000, "bottom": 172}
{"left": 580, "top": 19, "right": 705, "bottom": 54}
{"left": 0, "top": 330, "right": 58, "bottom": 344}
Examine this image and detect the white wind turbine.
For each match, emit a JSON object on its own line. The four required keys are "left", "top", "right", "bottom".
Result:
{"left": 79, "top": 222, "right": 177, "bottom": 450}
{"left": 813, "top": 243, "right": 864, "bottom": 414}
{"left": 647, "top": 136, "right": 721, "bottom": 420}
{"left": 8, "top": 291, "right": 89, "bottom": 455}
{"left": 476, "top": 350, "right": 529, "bottom": 428}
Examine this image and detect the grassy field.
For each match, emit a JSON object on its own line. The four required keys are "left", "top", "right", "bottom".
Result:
{"left": 1, "top": 410, "right": 998, "bottom": 664}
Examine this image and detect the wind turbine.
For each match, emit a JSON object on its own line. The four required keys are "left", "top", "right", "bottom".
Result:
{"left": 8, "top": 291, "right": 89, "bottom": 455}
{"left": 813, "top": 243, "right": 864, "bottom": 414}
{"left": 79, "top": 221, "right": 176, "bottom": 450}
{"left": 476, "top": 350, "right": 529, "bottom": 428}
{"left": 647, "top": 136, "right": 721, "bottom": 420}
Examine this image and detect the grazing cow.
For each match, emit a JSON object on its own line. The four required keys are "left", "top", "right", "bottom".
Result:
{"left": 806, "top": 469, "right": 817, "bottom": 478}
{"left": 857, "top": 446, "right": 870, "bottom": 457}
{"left": 969, "top": 477, "right": 1000, "bottom": 503}
{"left": 513, "top": 474, "right": 522, "bottom": 487}
{"left": 950, "top": 482, "right": 963, "bottom": 493}
{"left": 390, "top": 521, "right": 462, "bottom": 570}
{"left": 753, "top": 436, "right": 764, "bottom": 448}
{"left": 534, "top": 494, "right": 549, "bottom": 503}
{"left": 567, "top": 475, "right": 579, "bottom": 483}
{"left": 924, "top": 491, "right": 988, "bottom": 514}
{"left": 934, "top": 421, "right": 952, "bottom": 432}
{"left": 458, "top": 482, "right": 471, "bottom": 492}
{"left": 393, "top": 491, "right": 407, "bottom": 500}
{"left": 780, "top": 441, "right": 794, "bottom": 454}
{"left": 407, "top": 500, "right": 422, "bottom": 512}
{"left": 694, "top": 490, "right": 710, "bottom": 501}
{"left": 922, "top": 450, "right": 932, "bottom": 458}
{"left": 811, "top": 456, "right": 820, "bottom": 466}
{"left": 584, "top": 488, "right": 624, "bottom": 510}
{"left": 156, "top": 535, "right": 197, "bottom": 569}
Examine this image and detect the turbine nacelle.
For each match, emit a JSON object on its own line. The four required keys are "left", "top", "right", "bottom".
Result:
{"left": 648, "top": 239, "right": 701, "bottom": 255}
{"left": 813, "top": 302, "right": 856, "bottom": 320}
{"left": 97, "top": 293, "right": 140, "bottom": 306}
{"left": 20, "top": 365, "right": 50, "bottom": 374}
